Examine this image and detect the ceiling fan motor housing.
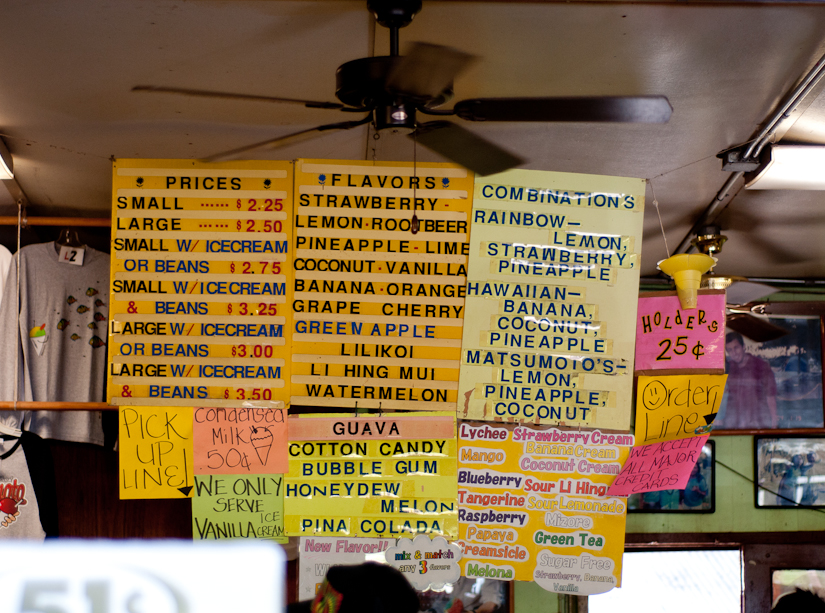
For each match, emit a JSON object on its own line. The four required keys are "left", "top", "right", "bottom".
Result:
{"left": 368, "top": 0, "right": 422, "bottom": 29}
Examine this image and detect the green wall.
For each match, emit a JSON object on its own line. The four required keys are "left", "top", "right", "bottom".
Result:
{"left": 626, "top": 435, "right": 825, "bottom": 533}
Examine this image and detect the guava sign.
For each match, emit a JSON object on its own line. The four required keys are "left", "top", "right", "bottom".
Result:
{"left": 284, "top": 415, "right": 457, "bottom": 538}
{"left": 457, "top": 422, "right": 632, "bottom": 595}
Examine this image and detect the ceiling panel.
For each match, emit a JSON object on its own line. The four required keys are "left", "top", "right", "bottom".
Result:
{"left": 0, "top": 0, "right": 824, "bottom": 280}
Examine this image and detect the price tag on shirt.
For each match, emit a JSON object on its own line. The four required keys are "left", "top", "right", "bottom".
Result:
{"left": 58, "top": 245, "right": 85, "bottom": 266}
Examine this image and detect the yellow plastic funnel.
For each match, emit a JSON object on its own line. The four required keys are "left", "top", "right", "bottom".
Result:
{"left": 657, "top": 254, "right": 717, "bottom": 310}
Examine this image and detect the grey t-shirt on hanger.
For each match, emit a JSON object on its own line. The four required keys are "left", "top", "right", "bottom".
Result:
{"left": 0, "top": 242, "right": 108, "bottom": 445}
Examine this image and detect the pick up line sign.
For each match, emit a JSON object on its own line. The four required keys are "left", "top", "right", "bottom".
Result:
{"left": 634, "top": 291, "right": 725, "bottom": 373}
{"left": 119, "top": 406, "right": 194, "bottom": 499}
{"left": 635, "top": 374, "right": 727, "bottom": 445}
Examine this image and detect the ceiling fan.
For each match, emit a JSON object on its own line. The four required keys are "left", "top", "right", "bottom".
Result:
{"left": 691, "top": 224, "right": 825, "bottom": 342}
{"left": 133, "top": 0, "right": 673, "bottom": 176}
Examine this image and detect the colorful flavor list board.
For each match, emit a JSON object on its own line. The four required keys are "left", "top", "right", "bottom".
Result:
{"left": 108, "top": 159, "right": 293, "bottom": 407}
{"left": 458, "top": 169, "right": 645, "bottom": 430}
{"left": 284, "top": 414, "right": 457, "bottom": 538}
{"left": 457, "top": 422, "right": 633, "bottom": 595}
{"left": 634, "top": 291, "right": 726, "bottom": 373}
{"left": 290, "top": 159, "right": 472, "bottom": 410}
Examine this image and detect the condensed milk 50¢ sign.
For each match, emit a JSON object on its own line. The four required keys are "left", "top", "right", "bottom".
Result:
{"left": 290, "top": 159, "right": 473, "bottom": 411}
{"left": 108, "top": 159, "right": 293, "bottom": 408}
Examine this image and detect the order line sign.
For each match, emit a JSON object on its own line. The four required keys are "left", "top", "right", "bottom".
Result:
{"left": 108, "top": 159, "right": 293, "bottom": 408}
{"left": 290, "top": 159, "right": 473, "bottom": 411}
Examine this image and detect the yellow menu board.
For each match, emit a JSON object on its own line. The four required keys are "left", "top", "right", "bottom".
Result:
{"left": 457, "top": 422, "right": 632, "bottom": 595}
{"left": 458, "top": 170, "right": 645, "bottom": 430}
{"left": 108, "top": 159, "right": 293, "bottom": 408}
{"left": 284, "top": 414, "right": 457, "bottom": 538}
{"left": 290, "top": 159, "right": 472, "bottom": 411}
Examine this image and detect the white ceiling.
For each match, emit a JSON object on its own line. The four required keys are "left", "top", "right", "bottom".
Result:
{"left": 2, "top": 0, "right": 825, "bottom": 281}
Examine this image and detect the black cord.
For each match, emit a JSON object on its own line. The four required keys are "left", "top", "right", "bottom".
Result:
{"left": 715, "top": 458, "right": 825, "bottom": 513}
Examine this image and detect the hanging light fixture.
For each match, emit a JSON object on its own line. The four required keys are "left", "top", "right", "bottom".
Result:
{"left": 745, "top": 144, "right": 825, "bottom": 189}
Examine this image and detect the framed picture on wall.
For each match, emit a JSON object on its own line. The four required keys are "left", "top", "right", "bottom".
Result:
{"left": 755, "top": 436, "right": 825, "bottom": 508}
{"left": 714, "top": 316, "right": 824, "bottom": 431}
{"left": 627, "top": 441, "right": 715, "bottom": 513}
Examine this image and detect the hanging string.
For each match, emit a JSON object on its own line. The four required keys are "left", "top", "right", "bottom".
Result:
{"left": 716, "top": 458, "right": 825, "bottom": 514}
{"left": 648, "top": 178, "right": 670, "bottom": 258}
{"left": 411, "top": 130, "right": 419, "bottom": 234}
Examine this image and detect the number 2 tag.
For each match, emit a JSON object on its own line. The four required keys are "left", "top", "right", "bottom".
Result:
{"left": 58, "top": 245, "right": 85, "bottom": 266}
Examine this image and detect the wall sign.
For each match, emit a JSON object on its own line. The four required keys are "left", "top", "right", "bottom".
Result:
{"left": 458, "top": 169, "right": 645, "bottom": 430}
{"left": 634, "top": 291, "right": 726, "bottom": 373}
{"left": 108, "top": 159, "right": 293, "bottom": 408}
{"left": 119, "top": 406, "right": 194, "bottom": 499}
{"left": 457, "top": 421, "right": 633, "bottom": 595}
{"left": 385, "top": 535, "right": 463, "bottom": 590}
{"left": 193, "top": 406, "right": 288, "bottom": 474}
{"left": 607, "top": 435, "right": 710, "bottom": 497}
{"left": 193, "top": 474, "right": 286, "bottom": 541}
{"left": 284, "top": 414, "right": 457, "bottom": 538}
{"left": 298, "top": 536, "right": 394, "bottom": 599}
{"left": 290, "top": 159, "right": 472, "bottom": 411}
{"left": 635, "top": 374, "right": 727, "bottom": 444}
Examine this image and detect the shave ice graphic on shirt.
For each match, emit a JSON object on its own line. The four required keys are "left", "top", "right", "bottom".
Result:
{"left": 29, "top": 324, "right": 47, "bottom": 356}
{"left": 0, "top": 479, "right": 28, "bottom": 528}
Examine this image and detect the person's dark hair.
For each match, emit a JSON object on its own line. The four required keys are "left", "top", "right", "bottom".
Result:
{"left": 287, "top": 563, "right": 419, "bottom": 613}
{"left": 726, "top": 332, "right": 744, "bottom": 347}
{"left": 772, "top": 588, "right": 825, "bottom": 612}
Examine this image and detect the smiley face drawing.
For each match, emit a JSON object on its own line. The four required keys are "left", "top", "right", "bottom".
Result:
{"left": 641, "top": 379, "right": 668, "bottom": 411}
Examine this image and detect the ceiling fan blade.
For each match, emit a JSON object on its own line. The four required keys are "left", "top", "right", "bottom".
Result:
{"left": 387, "top": 43, "right": 475, "bottom": 100}
{"left": 725, "top": 281, "right": 777, "bottom": 305}
{"left": 454, "top": 96, "right": 673, "bottom": 123}
{"left": 748, "top": 301, "right": 825, "bottom": 317}
{"left": 203, "top": 116, "right": 371, "bottom": 162}
{"left": 413, "top": 121, "right": 523, "bottom": 176}
{"left": 726, "top": 313, "right": 789, "bottom": 343}
{"left": 133, "top": 85, "right": 344, "bottom": 110}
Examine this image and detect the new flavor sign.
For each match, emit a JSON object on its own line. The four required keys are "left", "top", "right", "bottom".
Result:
{"left": 458, "top": 169, "right": 645, "bottom": 430}
{"left": 457, "top": 422, "right": 632, "bottom": 595}
{"left": 290, "top": 159, "right": 473, "bottom": 411}
{"left": 285, "top": 414, "right": 457, "bottom": 538}
{"left": 108, "top": 159, "right": 293, "bottom": 408}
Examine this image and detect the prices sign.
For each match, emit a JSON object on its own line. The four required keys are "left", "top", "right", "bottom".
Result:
{"left": 108, "top": 159, "right": 293, "bottom": 408}
{"left": 290, "top": 159, "right": 472, "bottom": 411}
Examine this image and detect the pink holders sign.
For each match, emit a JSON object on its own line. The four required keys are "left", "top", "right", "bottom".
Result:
{"left": 634, "top": 291, "right": 725, "bottom": 373}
